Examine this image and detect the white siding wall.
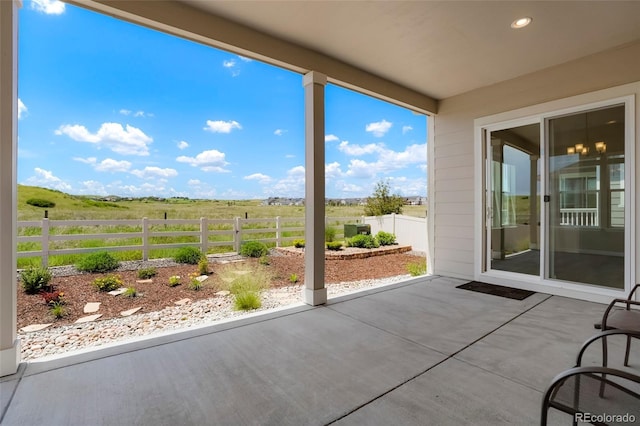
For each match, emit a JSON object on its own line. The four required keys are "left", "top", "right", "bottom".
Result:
{"left": 432, "top": 40, "right": 640, "bottom": 281}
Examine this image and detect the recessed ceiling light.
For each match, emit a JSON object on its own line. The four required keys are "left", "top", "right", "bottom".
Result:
{"left": 511, "top": 17, "right": 532, "bottom": 29}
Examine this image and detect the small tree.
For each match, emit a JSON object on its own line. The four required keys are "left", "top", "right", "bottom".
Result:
{"left": 364, "top": 180, "right": 404, "bottom": 216}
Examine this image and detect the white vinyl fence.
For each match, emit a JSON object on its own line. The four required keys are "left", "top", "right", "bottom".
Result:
{"left": 17, "top": 214, "right": 427, "bottom": 266}
{"left": 363, "top": 214, "right": 427, "bottom": 253}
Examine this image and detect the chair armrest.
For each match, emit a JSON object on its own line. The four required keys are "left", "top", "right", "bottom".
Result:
{"left": 602, "top": 299, "right": 640, "bottom": 329}
{"left": 629, "top": 284, "right": 640, "bottom": 300}
{"left": 541, "top": 365, "right": 640, "bottom": 426}
{"left": 576, "top": 329, "right": 640, "bottom": 366}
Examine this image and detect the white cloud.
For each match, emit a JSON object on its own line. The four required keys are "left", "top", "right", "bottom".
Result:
{"left": 402, "top": 125, "right": 413, "bottom": 134}
{"left": 365, "top": 119, "right": 392, "bottom": 137}
{"left": 187, "top": 179, "right": 202, "bottom": 186}
{"left": 177, "top": 140, "right": 189, "bottom": 150}
{"left": 23, "top": 168, "right": 71, "bottom": 192}
{"left": 131, "top": 166, "right": 178, "bottom": 179}
{"left": 80, "top": 180, "right": 107, "bottom": 196}
{"left": 203, "top": 120, "right": 242, "bottom": 133}
{"left": 285, "top": 154, "right": 296, "bottom": 158}
{"left": 325, "top": 162, "right": 343, "bottom": 179}
{"left": 244, "top": 173, "right": 272, "bottom": 184}
{"left": 238, "top": 56, "right": 253, "bottom": 62}
{"left": 222, "top": 60, "right": 236, "bottom": 68}
{"left": 56, "top": 122, "right": 153, "bottom": 156}
{"left": 325, "top": 134, "right": 339, "bottom": 142}
{"left": 31, "top": 0, "right": 65, "bottom": 15}
{"left": 338, "top": 141, "right": 385, "bottom": 156}
{"left": 73, "top": 157, "right": 97, "bottom": 165}
{"left": 378, "top": 143, "right": 426, "bottom": 166}
{"left": 72, "top": 157, "right": 131, "bottom": 173}
{"left": 274, "top": 129, "right": 286, "bottom": 136}
{"left": 269, "top": 166, "right": 306, "bottom": 197}
{"left": 176, "top": 149, "right": 230, "bottom": 173}
{"left": 18, "top": 99, "right": 27, "bottom": 119}
{"left": 345, "top": 159, "right": 378, "bottom": 179}
{"left": 119, "top": 109, "right": 152, "bottom": 118}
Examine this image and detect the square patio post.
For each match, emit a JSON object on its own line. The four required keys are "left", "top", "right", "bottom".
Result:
{"left": 0, "top": 0, "right": 21, "bottom": 377}
{"left": 303, "top": 71, "right": 327, "bottom": 305}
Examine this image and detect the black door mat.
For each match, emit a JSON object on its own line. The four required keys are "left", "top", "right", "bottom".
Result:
{"left": 456, "top": 281, "right": 535, "bottom": 300}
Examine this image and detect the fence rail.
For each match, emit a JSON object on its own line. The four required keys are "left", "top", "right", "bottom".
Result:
{"left": 17, "top": 216, "right": 365, "bottom": 267}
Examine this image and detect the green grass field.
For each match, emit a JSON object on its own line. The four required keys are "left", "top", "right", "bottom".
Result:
{"left": 16, "top": 185, "right": 427, "bottom": 268}
{"left": 18, "top": 185, "right": 427, "bottom": 221}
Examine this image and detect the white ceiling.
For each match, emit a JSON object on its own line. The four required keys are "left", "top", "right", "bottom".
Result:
{"left": 180, "top": 0, "right": 640, "bottom": 100}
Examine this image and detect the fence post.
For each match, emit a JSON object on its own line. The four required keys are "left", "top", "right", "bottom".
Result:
{"left": 234, "top": 217, "right": 241, "bottom": 253}
{"left": 142, "top": 217, "right": 149, "bottom": 261}
{"left": 200, "top": 217, "right": 208, "bottom": 255}
{"left": 392, "top": 213, "right": 396, "bottom": 235}
{"left": 276, "top": 216, "right": 281, "bottom": 247}
{"left": 41, "top": 218, "right": 49, "bottom": 267}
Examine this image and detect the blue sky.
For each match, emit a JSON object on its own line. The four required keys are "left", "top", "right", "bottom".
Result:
{"left": 17, "top": 0, "right": 427, "bottom": 200}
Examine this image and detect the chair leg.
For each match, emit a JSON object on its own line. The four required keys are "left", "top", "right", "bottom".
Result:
{"left": 624, "top": 336, "right": 631, "bottom": 366}
{"left": 600, "top": 336, "right": 608, "bottom": 397}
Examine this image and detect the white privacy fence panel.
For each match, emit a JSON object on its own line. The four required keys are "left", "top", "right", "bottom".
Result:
{"left": 363, "top": 214, "right": 427, "bottom": 253}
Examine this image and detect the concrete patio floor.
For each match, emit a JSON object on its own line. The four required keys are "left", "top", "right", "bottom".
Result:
{"left": 1, "top": 276, "right": 636, "bottom": 425}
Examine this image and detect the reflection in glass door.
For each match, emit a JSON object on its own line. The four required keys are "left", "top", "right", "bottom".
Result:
{"left": 547, "top": 105, "right": 625, "bottom": 289}
{"left": 489, "top": 124, "right": 540, "bottom": 276}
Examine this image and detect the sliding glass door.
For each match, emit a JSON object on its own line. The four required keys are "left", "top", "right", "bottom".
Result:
{"left": 485, "top": 102, "right": 628, "bottom": 291}
{"left": 547, "top": 105, "right": 625, "bottom": 289}
{"left": 488, "top": 123, "right": 540, "bottom": 276}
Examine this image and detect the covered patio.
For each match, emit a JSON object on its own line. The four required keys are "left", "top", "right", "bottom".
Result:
{"left": 2, "top": 276, "right": 629, "bottom": 425}
{"left": 2, "top": 2, "right": 640, "bottom": 423}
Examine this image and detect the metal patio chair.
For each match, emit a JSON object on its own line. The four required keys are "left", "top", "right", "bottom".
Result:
{"left": 541, "top": 330, "right": 640, "bottom": 426}
{"left": 599, "top": 284, "right": 640, "bottom": 368}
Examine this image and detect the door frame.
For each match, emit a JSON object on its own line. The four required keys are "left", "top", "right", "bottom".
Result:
{"left": 474, "top": 85, "right": 636, "bottom": 303}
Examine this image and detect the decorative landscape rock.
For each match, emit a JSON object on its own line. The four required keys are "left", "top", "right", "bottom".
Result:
{"left": 20, "top": 323, "right": 53, "bottom": 333}
{"left": 174, "top": 298, "right": 191, "bottom": 306}
{"left": 74, "top": 314, "right": 102, "bottom": 324}
{"left": 195, "top": 275, "right": 208, "bottom": 282}
{"left": 108, "top": 288, "right": 128, "bottom": 296}
{"left": 83, "top": 302, "right": 101, "bottom": 313}
{"left": 215, "top": 290, "right": 231, "bottom": 297}
{"left": 120, "top": 307, "right": 142, "bottom": 317}
{"left": 136, "top": 279, "right": 153, "bottom": 284}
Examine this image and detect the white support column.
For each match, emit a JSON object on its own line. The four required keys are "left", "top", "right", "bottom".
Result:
{"left": 0, "top": 0, "right": 21, "bottom": 377}
{"left": 303, "top": 71, "right": 327, "bottom": 306}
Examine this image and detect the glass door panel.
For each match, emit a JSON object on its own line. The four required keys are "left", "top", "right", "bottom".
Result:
{"left": 489, "top": 124, "right": 540, "bottom": 276}
{"left": 547, "top": 105, "right": 625, "bottom": 289}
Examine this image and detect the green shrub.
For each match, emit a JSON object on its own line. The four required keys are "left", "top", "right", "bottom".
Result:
{"left": 92, "top": 275, "right": 123, "bottom": 292}
{"left": 123, "top": 286, "right": 137, "bottom": 297}
{"left": 289, "top": 273, "right": 298, "bottom": 283}
{"left": 137, "top": 267, "right": 157, "bottom": 279}
{"left": 50, "top": 302, "right": 65, "bottom": 319}
{"left": 376, "top": 231, "right": 397, "bottom": 246}
{"left": 76, "top": 251, "right": 120, "bottom": 273}
{"left": 20, "top": 266, "right": 53, "bottom": 294}
{"left": 26, "top": 198, "right": 55, "bottom": 208}
{"left": 168, "top": 275, "right": 181, "bottom": 287}
{"left": 326, "top": 241, "right": 343, "bottom": 251}
{"left": 173, "top": 246, "right": 203, "bottom": 265}
{"left": 258, "top": 255, "right": 270, "bottom": 265}
{"left": 293, "top": 239, "right": 305, "bottom": 248}
{"left": 347, "top": 234, "right": 379, "bottom": 249}
{"left": 406, "top": 260, "right": 427, "bottom": 276}
{"left": 240, "top": 241, "right": 268, "bottom": 258}
{"left": 324, "top": 227, "right": 337, "bottom": 242}
{"left": 234, "top": 291, "right": 261, "bottom": 311}
{"left": 198, "top": 257, "right": 209, "bottom": 275}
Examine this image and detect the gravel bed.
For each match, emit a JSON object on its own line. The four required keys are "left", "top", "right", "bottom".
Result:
{"left": 18, "top": 274, "right": 412, "bottom": 361}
